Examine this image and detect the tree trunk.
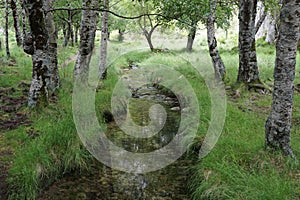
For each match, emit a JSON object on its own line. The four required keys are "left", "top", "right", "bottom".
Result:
{"left": 75, "top": 25, "right": 79, "bottom": 44}
{"left": 5, "top": 0, "right": 10, "bottom": 57}
{"left": 74, "top": 0, "right": 99, "bottom": 80}
{"left": 21, "top": 0, "right": 27, "bottom": 46}
{"left": 186, "top": 24, "right": 196, "bottom": 52}
{"left": 237, "top": 0, "right": 260, "bottom": 84}
{"left": 11, "top": 0, "right": 22, "bottom": 46}
{"left": 145, "top": 34, "right": 154, "bottom": 51}
{"left": 265, "top": 0, "right": 300, "bottom": 157}
{"left": 255, "top": 1, "right": 267, "bottom": 38}
{"left": 98, "top": 0, "right": 109, "bottom": 79}
{"left": 138, "top": 15, "right": 159, "bottom": 52}
{"left": 43, "top": 0, "right": 60, "bottom": 92}
{"left": 63, "top": 25, "right": 70, "bottom": 47}
{"left": 69, "top": 11, "right": 74, "bottom": 47}
{"left": 24, "top": 0, "right": 57, "bottom": 108}
{"left": 118, "top": 29, "right": 125, "bottom": 42}
{"left": 70, "top": 25, "right": 74, "bottom": 47}
{"left": 206, "top": 0, "right": 226, "bottom": 81}
{"left": 266, "top": 11, "right": 278, "bottom": 44}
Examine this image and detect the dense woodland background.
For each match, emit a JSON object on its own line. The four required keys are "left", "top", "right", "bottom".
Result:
{"left": 0, "top": 0, "right": 300, "bottom": 199}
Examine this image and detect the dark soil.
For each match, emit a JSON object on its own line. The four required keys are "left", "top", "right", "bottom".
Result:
{"left": 0, "top": 82, "right": 32, "bottom": 131}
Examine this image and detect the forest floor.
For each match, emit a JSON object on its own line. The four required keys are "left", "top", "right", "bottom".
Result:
{"left": 1, "top": 36, "right": 300, "bottom": 199}
{"left": 0, "top": 49, "right": 78, "bottom": 199}
{"left": 0, "top": 60, "right": 32, "bottom": 199}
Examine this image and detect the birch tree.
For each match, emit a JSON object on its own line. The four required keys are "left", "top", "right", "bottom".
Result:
{"left": 44, "top": 0, "right": 60, "bottom": 92}
{"left": 74, "top": 0, "right": 99, "bottom": 80}
{"left": 206, "top": 0, "right": 226, "bottom": 81}
{"left": 265, "top": 0, "right": 300, "bottom": 157}
{"left": 237, "top": 0, "right": 260, "bottom": 85}
{"left": 11, "top": 0, "right": 22, "bottom": 46}
{"left": 24, "top": 0, "right": 60, "bottom": 107}
{"left": 5, "top": 0, "right": 10, "bottom": 57}
{"left": 99, "top": 0, "right": 109, "bottom": 79}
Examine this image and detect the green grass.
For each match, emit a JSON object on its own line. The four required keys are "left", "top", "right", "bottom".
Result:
{"left": 2, "top": 35, "right": 300, "bottom": 200}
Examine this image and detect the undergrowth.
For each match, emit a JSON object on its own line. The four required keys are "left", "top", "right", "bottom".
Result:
{"left": 2, "top": 37, "right": 300, "bottom": 200}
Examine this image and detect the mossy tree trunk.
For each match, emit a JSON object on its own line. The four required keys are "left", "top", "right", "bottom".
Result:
{"left": 265, "top": 0, "right": 300, "bottom": 157}
{"left": 238, "top": 0, "right": 260, "bottom": 85}
{"left": 206, "top": 0, "right": 226, "bottom": 81}
{"left": 11, "top": 0, "right": 22, "bottom": 46}
{"left": 74, "top": 0, "right": 99, "bottom": 81}
{"left": 24, "top": 0, "right": 60, "bottom": 108}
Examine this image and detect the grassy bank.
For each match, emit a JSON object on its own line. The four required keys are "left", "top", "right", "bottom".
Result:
{"left": 1, "top": 35, "right": 300, "bottom": 199}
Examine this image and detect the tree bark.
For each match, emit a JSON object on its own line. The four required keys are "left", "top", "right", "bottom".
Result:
{"left": 11, "top": 0, "right": 22, "bottom": 46}
{"left": 20, "top": 0, "right": 27, "bottom": 46}
{"left": 24, "top": 0, "right": 59, "bottom": 107}
{"left": 98, "top": 0, "right": 109, "bottom": 79}
{"left": 237, "top": 0, "right": 260, "bottom": 84}
{"left": 186, "top": 23, "right": 197, "bottom": 52}
{"left": 138, "top": 12, "right": 160, "bottom": 52}
{"left": 5, "top": 0, "right": 10, "bottom": 57}
{"left": 254, "top": 1, "right": 267, "bottom": 37}
{"left": 25, "top": 0, "right": 49, "bottom": 107}
{"left": 75, "top": 25, "right": 79, "bottom": 44}
{"left": 74, "top": 0, "right": 99, "bottom": 80}
{"left": 266, "top": 11, "right": 278, "bottom": 44}
{"left": 206, "top": 0, "right": 226, "bottom": 81}
{"left": 63, "top": 24, "right": 70, "bottom": 47}
{"left": 265, "top": 0, "right": 300, "bottom": 157}
{"left": 69, "top": 11, "right": 74, "bottom": 47}
{"left": 43, "top": 0, "right": 60, "bottom": 92}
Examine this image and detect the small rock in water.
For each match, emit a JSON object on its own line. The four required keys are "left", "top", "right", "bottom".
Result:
{"left": 129, "top": 64, "right": 139, "bottom": 69}
{"left": 170, "top": 107, "right": 180, "bottom": 111}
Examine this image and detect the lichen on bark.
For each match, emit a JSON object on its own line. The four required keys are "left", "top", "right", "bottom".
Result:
{"left": 265, "top": 0, "right": 300, "bottom": 157}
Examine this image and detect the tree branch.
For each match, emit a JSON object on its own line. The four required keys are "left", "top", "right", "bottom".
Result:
{"left": 255, "top": 9, "right": 267, "bottom": 34}
{"left": 48, "top": 7, "right": 193, "bottom": 27}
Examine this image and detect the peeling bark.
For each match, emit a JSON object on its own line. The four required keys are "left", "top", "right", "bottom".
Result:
{"left": 11, "top": 0, "right": 22, "bottom": 46}
{"left": 238, "top": 0, "right": 260, "bottom": 84}
{"left": 99, "top": 0, "right": 109, "bottom": 79}
{"left": 206, "top": 0, "right": 226, "bottom": 81}
{"left": 74, "top": 0, "right": 99, "bottom": 82}
{"left": 265, "top": 0, "right": 300, "bottom": 157}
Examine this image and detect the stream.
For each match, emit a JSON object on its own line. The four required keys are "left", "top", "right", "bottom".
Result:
{"left": 40, "top": 66, "right": 197, "bottom": 200}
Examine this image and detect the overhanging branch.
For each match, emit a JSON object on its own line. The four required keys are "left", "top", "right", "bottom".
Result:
{"left": 48, "top": 7, "right": 194, "bottom": 27}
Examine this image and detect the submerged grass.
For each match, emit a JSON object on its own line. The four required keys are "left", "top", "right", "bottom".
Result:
{"left": 2, "top": 36, "right": 300, "bottom": 199}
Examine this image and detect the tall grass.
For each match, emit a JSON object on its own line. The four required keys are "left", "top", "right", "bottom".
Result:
{"left": 3, "top": 33, "right": 300, "bottom": 200}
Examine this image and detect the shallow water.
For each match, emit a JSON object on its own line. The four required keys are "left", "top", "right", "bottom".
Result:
{"left": 40, "top": 69, "right": 196, "bottom": 200}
